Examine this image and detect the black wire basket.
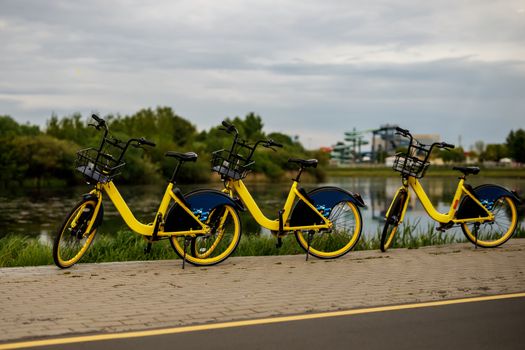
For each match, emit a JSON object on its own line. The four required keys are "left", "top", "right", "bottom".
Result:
{"left": 211, "top": 149, "right": 254, "bottom": 180}
{"left": 75, "top": 148, "right": 126, "bottom": 183}
{"left": 392, "top": 153, "right": 430, "bottom": 178}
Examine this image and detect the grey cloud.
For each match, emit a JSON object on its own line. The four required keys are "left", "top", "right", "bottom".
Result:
{"left": 1, "top": 0, "right": 524, "bottom": 149}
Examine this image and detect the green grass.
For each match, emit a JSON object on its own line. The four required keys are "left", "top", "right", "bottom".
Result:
{"left": 1, "top": 224, "right": 523, "bottom": 267}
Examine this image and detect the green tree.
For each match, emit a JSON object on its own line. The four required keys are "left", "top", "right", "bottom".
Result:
{"left": 0, "top": 115, "right": 40, "bottom": 137}
{"left": 46, "top": 113, "right": 93, "bottom": 145}
{"left": 8, "top": 135, "right": 78, "bottom": 186}
{"left": 506, "top": 129, "right": 525, "bottom": 163}
{"left": 473, "top": 141, "right": 485, "bottom": 158}
{"left": 439, "top": 147, "right": 466, "bottom": 163}
{"left": 482, "top": 144, "right": 508, "bottom": 162}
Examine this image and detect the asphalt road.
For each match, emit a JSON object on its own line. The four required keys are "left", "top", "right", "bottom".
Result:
{"left": 13, "top": 296, "right": 525, "bottom": 350}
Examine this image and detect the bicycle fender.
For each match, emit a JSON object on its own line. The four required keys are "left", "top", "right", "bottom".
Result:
{"left": 456, "top": 184, "right": 520, "bottom": 219}
{"left": 164, "top": 189, "right": 244, "bottom": 232}
{"left": 289, "top": 186, "right": 365, "bottom": 226}
{"left": 81, "top": 193, "right": 104, "bottom": 231}
{"left": 185, "top": 189, "right": 245, "bottom": 212}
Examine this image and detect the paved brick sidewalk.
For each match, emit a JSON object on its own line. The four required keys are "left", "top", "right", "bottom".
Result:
{"left": 1, "top": 240, "right": 524, "bottom": 342}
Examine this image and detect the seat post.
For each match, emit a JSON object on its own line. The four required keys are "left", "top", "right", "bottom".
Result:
{"left": 169, "top": 161, "right": 183, "bottom": 184}
{"left": 293, "top": 167, "right": 304, "bottom": 182}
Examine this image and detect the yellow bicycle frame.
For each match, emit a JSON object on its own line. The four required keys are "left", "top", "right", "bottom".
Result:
{"left": 388, "top": 176, "right": 495, "bottom": 224}
{"left": 226, "top": 179, "right": 332, "bottom": 232}
{"left": 90, "top": 181, "right": 209, "bottom": 237}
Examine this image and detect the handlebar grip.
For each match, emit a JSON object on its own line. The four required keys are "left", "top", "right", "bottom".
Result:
{"left": 395, "top": 126, "right": 409, "bottom": 135}
{"left": 91, "top": 114, "right": 104, "bottom": 124}
{"left": 442, "top": 142, "right": 455, "bottom": 149}
{"left": 139, "top": 137, "right": 156, "bottom": 147}
{"left": 269, "top": 139, "right": 283, "bottom": 148}
{"left": 221, "top": 120, "right": 238, "bottom": 135}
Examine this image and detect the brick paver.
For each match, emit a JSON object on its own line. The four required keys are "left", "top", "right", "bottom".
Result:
{"left": 1, "top": 240, "right": 524, "bottom": 342}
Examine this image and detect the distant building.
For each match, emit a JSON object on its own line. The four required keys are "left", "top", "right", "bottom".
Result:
{"left": 330, "top": 125, "right": 441, "bottom": 166}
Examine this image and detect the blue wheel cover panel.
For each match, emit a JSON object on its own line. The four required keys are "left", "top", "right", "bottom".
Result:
{"left": 186, "top": 189, "right": 244, "bottom": 215}
{"left": 289, "top": 186, "right": 365, "bottom": 227}
{"left": 164, "top": 189, "right": 242, "bottom": 231}
{"left": 456, "top": 184, "right": 519, "bottom": 219}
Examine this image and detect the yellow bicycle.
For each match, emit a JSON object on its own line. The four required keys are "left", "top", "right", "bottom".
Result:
{"left": 381, "top": 127, "right": 520, "bottom": 252}
{"left": 206, "top": 120, "right": 365, "bottom": 260}
{"left": 53, "top": 114, "right": 242, "bottom": 268}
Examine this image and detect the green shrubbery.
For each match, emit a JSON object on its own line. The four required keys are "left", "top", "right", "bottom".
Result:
{"left": 0, "top": 109, "right": 326, "bottom": 187}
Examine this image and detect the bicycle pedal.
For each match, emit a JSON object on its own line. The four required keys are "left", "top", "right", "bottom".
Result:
{"left": 436, "top": 222, "right": 453, "bottom": 232}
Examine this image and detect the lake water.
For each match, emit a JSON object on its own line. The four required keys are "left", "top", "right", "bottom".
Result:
{"left": 1, "top": 176, "right": 524, "bottom": 242}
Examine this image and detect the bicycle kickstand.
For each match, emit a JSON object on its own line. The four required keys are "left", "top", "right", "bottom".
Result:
{"left": 473, "top": 223, "right": 480, "bottom": 249}
{"left": 306, "top": 231, "right": 314, "bottom": 261}
{"left": 182, "top": 236, "right": 192, "bottom": 269}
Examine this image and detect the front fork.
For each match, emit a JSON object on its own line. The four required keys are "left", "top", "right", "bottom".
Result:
{"left": 73, "top": 190, "right": 103, "bottom": 239}
{"left": 386, "top": 185, "right": 409, "bottom": 225}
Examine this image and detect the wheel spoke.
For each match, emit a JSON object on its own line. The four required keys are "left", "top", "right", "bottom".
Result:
{"left": 295, "top": 201, "right": 362, "bottom": 259}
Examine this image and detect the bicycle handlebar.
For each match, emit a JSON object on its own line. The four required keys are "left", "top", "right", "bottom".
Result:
{"left": 219, "top": 120, "right": 284, "bottom": 161}
{"left": 137, "top": 137, "right": 156, "bottom": 147}
{"left": 91, "top": 113, "right": 103, "bottom": 123}
{"left": 395, "top": 126, "right": 409, "bottom": 135}
{"left": 221, "top": 120, "right": 238, "bottom": 135}
{"left": 395, "top": 126, "right": 456, "bottom": 166}
{"left": 265, "top": 139, "right": 283, "bottom": 148}
{"left": 91, "top": 114, "right": 106, "bottom": 129}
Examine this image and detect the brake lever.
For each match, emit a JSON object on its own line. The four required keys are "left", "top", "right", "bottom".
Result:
{"left": 131, "top": 142, "right": 145, "bottom": 150}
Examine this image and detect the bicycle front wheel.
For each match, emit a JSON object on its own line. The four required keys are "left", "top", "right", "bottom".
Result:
{"left": 380, "top": 219, "right": 399, "bottom": 252}
{"left": 295, "top": 201, "right": 362, "bottom": 259}
{"left": 461, "top": 196, "right": 518, "bottom": 247}
{"left": 53, "top": 197, "right": 100, "bottom": 268}
{"left": 380, "top": 190, "right": 407, "bottom": 252}
{"left": 169, "top": 204, "right": 242, "bottom": 266}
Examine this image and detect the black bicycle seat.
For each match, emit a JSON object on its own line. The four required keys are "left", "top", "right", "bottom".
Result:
{"left": 165, "top": 151, "right": 198, "bottom": 162}
{"left": 452, "top": 166, "right": 480, "bottom": 176}
{"left": 288, "top": 158, "right": 318, "bottom": 168}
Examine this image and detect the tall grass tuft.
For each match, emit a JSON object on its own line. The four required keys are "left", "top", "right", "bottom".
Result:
{"left": 0, "top": 234, "right": 52, "bottom": 267}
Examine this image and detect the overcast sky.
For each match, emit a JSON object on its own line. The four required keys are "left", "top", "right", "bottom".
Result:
{"left": 1, "top": 0, "right": 524, "bottom": 149}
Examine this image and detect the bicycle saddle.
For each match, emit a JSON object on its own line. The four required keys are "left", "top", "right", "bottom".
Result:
{"left": 288, "top": 158, "right": 318, "bottom": 168}
{"left": 452, "top": 166, "right": 480, "bottom": 175}
{"left": 165, "top": 151, "right": 198, "bottom": 162}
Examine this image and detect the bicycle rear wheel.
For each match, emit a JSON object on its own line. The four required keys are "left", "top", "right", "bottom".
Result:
{"left": 295, "top": 201, "right": 362, "bottom": 259}
{"left": 169, "top": 204, "right": 241, "bottom": 266}
{"left": 380, "top": 190, "right": 407, "bottom": 252}
{"left": 53, "top": 197, "right": 100, "bottom": 268}
{"left": 461, "top": 196, "right": 518, "bottom": 247}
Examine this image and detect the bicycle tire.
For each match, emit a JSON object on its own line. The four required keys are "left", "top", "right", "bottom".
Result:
{"left": 380, "top": 190, "right": 407, "bottom": 252}
{"left": 53, "top": 197, "right": 99, "bottom": 268}
{"left": 295, "top": 201, "right": 362, "bottom": 259}
{"left": 461, "top": 196, "right": 518, "bottom": 248}
{"left": 169, "top": 204, "right": 242, "bottom": 266}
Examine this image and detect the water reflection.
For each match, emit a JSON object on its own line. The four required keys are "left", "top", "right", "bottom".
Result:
{"left": 1, "top": 176, "right": 523, "bottom": 242}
